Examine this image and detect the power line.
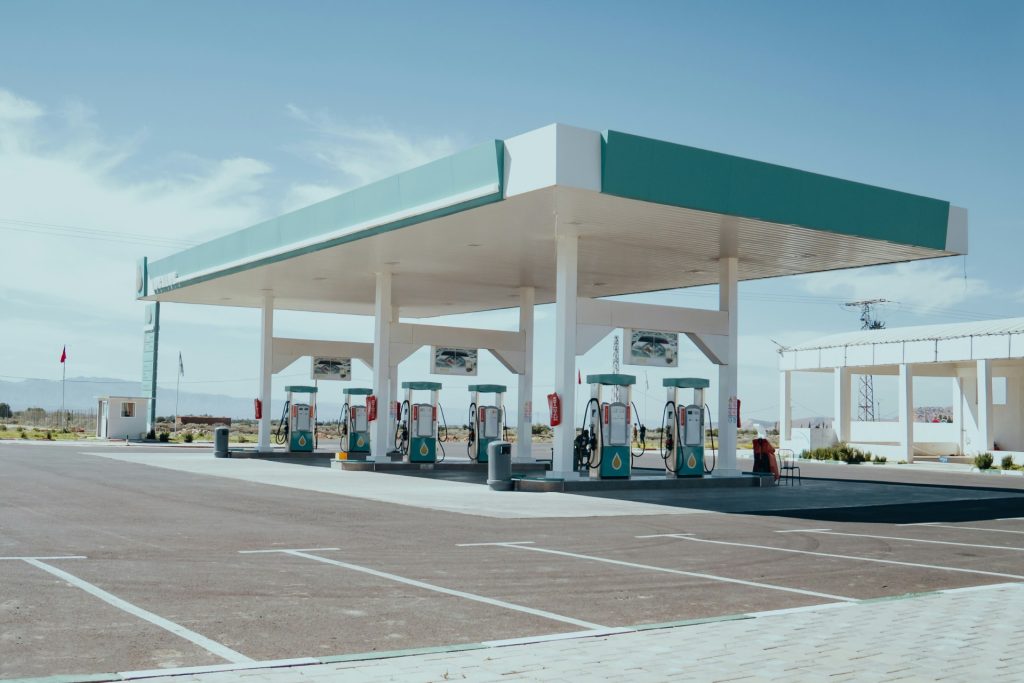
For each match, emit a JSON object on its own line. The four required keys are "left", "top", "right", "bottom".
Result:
{"left": 0, "top": 217, "right": 200, "bottom": 249}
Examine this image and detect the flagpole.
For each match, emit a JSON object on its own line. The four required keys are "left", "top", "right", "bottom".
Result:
{"left": 174, "top": 370, "right": 180, "bottom": 435}
{"left": 61, "top": 359, "right": 66, "bottom": 431}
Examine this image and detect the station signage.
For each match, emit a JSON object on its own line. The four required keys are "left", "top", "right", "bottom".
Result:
{"left": 430, "top": 346, "right": 478, "bottom": 376}
{"left": 623, "top": 329, "right": 679, "bottom": 367}
{"left": 311, "top": 356, "right": 351, "bottom": 381}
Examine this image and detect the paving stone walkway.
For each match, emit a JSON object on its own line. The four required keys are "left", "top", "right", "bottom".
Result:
{"left": 129, "top": 582, "right": 1023, "bottom": 683}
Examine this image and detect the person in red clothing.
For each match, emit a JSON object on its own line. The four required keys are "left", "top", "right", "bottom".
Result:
{"left": 752, "top": 436, "right": 780, "bottom": 483}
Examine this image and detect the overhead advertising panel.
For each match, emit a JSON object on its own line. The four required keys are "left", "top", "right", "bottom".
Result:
{"left": 624, "top": 329, "right": 679, "bottom": 367}
{"left": 431, "top": 346, "right": 478, "bottom": 376}
{"left": 311, "top": 357, "right": 351, "bottom": 381}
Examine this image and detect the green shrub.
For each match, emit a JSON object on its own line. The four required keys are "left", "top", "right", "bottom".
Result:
{"left": 802, "top": 443, "right": 871, "bottom": 464}
{"left": 45, "top": 430, "right": 53, "bottom": 440}
{"left": 872, "top": 455, "right": 887, "bottom": 464}
{"left": 183, "top": 433, "right": 194, "bottom": 443}
{"left": 146, "top": 428, "right": 156, "bottom": 440}
{"left": 158, "top": 432, "right": 170, "bottom": 443}
{"left": 974, "top": 452, "right": 994, "bottom": 470}
{"left": 1001, "top": 455, "right": 1015, "bottom": 470}
{"left": 236, "top": 435, "right": 247, "bottom": 443}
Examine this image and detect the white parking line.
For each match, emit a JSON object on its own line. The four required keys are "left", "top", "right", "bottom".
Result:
{"left": 905, "top": 523, "right": 1024, "bottom": 536}
{"left": 245, "top": 549, "right": 605, "bottom": 630}
{"left": 774, "top": 529, "right": 833, "bottom": 534}
{"left": 23, "top": 559, "right": 252, "bottom": 664}
{"left": 483, "top": 542, "right": 856, "bottom": 602}
{"left": 645, "top": 534, "right": 1024, "bottom": 581}
{"left": 0, "top": 555, "right": 87, "bottom": 560}
{"left": 795, "top": 529, "right": 1024, "bottom": 552}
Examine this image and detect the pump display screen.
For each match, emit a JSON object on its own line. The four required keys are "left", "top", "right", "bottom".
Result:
{"left": 481, "top": 406, "right": 500, "bottom": 439}
{"left": 683, "top": 406, "right": 702, "bottom": 446}
{"left": 352, "top": 406, "right": 368, "bottom": 432}
{"left": 413, "top": 403, "right": 434, "bottom": 437}
{"left": 606, "top": 403, "right": 628, "bottom": 446}
{"left": 293, "top": 404, "right": 311, "bottom": 432}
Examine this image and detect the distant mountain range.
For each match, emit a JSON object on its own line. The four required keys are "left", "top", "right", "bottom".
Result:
{"left": 0, "top": 377, "right": 341, "bottom": 419}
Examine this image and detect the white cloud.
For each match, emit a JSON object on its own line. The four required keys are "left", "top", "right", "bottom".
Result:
{"left": 799, "top": 261, "right": 988, "bottom": 314}
{"left": 286, "top": 104, "right": 458, "bottom": 192}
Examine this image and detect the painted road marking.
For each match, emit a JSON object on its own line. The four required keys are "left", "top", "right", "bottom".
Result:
{"left": 23, "top": 559, "right": 252, "bottom": 664}
{"left": 774, "top": 528, "right": 833, "bottom": 534}
{"left": 456, "top": 541, "right": 536, "bottom": 547}
{"left": 240, "top": 547, "right": 341, "bottom": 553}
{"left": 0, "top": 555, "right": 87, "bottom": 560}
{"left": 912, "top": 524, "right": 1024, "bottom": 535}
{"left": 795, "top": 529, "right": 1024, "bottom": 552}
{"left": 245, "top": 549, "right": 605, "bottom": 630}
{"left": 480, "top": 542, "right": 856, "bottom": 602}
{"left": 644, "top": 534, "right": 1024, "bottom": 581}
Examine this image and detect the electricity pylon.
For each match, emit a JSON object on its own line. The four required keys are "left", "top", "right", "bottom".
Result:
{"left": 844, "top": 299, "right": 888, "bottom": 421}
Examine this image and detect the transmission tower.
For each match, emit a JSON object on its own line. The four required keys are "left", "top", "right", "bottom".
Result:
{"left": 844, "top": 299, "right": 888, "bottom": 421}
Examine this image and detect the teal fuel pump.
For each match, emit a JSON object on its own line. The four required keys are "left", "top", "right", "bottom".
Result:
{"left": 340, "top": 387, "right": 372, "bottom": 457}
{"left": 574, "top": 374, "right": 635, "bottom": 479}
{"left": 282, "top": 385, "right": 317, "bottom": 453}
{"left": 467, "top": 384, "right": 505, "bottom": 463}
{"left": 396, "top": 381, "right": 446, "bottom": 463}
{"left": 660, "top": 378, "right": 713, "bottom": 477}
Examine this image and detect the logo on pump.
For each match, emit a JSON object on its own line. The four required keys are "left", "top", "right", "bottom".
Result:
{"left": 419, "top": 442, "right": 429, "bottom": 456}
{"left": 687, "top": 454, "right": 697, "bottom": 469}
{"left": 298, "top": 435, "right": 307, "bottom": 447}
{"left": 356, "top": 436, "right": 365, "bottom": 447}
{"left": 611, "top": 454, "right": 622, "bottom": 470}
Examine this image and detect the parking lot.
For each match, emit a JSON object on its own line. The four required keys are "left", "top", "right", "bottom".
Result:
{"left": 2, "top": 442, "right": 1023, "bottom": 680}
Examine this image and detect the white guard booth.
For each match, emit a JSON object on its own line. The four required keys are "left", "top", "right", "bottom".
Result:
{"left": 136, "top": 123, "right": 968, "bottom": 477}
{"left": 96, "top": 396, "right": 151, "bottom": 440}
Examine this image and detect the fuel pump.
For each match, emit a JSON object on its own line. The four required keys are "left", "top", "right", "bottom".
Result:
{"left": 396, "top": 381, "right": 445, "bottom": 463}
{"left": 576, "top": 374, "right": 635, "bottom": 479}
{"left": 660, "top": 378, "right": 712, "bottom": 477}
{"left": 467, "top": 384, "right": 506, "bottom": 463}
{"left": 340, "top": 387, "right": 372, "bottom": 458}
{"left": 283, "top": 385, "right": 317, "bottom": 453}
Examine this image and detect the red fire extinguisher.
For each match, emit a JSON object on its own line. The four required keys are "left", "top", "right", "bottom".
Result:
{"left": 253, "top": 398, "right": 262, "bottom": 420}
{"left": 547, "top": 392, "right": 562, "bottom": 427}
{"left": 366, "top": 395, "right": 377, "bottom": 422}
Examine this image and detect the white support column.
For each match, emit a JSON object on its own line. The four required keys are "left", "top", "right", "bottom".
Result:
{"left": 256, "top": 293, "right": 274, "bottom": 452}
{"left": 715, "top": 256, "right": 741, "bottom": 476}
{"left": 952, "top": 373, "right": 965, "bottom": 455}
{"left": 388, "top": 362, "right": 398, "bottom": 453}
{"left": 898, "top": 363, "right": 915, "bottom": 463}
{"left": 551, "top": 233, "right": 578, "bottom": 478}
{"left": 371, "top": 271, "right": 393, "bottom": 461}
{"left": 834, "top": 367, "right": 851, "bottom": 443}
{"left": 516, "top": 286, "right": 535, "bottom": 462}
{"left": 977, "top": 359, "right": 993, "bottom": 452}
{"left": 779, "top": 370, "right": 792, "bottom": 444}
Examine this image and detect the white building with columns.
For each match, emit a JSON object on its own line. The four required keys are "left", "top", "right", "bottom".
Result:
{"left": 779, "top": 318, "right": 1024, "bottom": 463}
{"left": 136, "top": 123, "right": 967, "bottom": 479}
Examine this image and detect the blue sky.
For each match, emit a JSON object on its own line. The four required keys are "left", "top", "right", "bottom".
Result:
{"left": 0, "top": 1, "right": 1021, "bottom": 423}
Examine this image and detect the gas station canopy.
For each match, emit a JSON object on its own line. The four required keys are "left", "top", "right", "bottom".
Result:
{"left": 138, "top": 124, "right": 967, "bottom": 317}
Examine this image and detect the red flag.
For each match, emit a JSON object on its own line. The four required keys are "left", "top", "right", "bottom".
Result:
{"left": 60, "top": 346, "right": 67, "bottom": 364}
{"left": 577, "top": 369, "right": 581, "bottom": 385}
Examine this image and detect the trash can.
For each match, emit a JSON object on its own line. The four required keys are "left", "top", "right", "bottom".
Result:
{"left": 487, "top": 441, "right": 513, "bottom": 491}
{"left": 214, "top": 427, "right": 230, "bottom": 458}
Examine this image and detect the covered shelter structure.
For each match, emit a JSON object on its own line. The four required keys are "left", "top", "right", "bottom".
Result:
{"left": 137, "top": 123, "right": 968, "bottom": 479}
{"left": 779, "top": 318, "right": 1024, "bottom": 464}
